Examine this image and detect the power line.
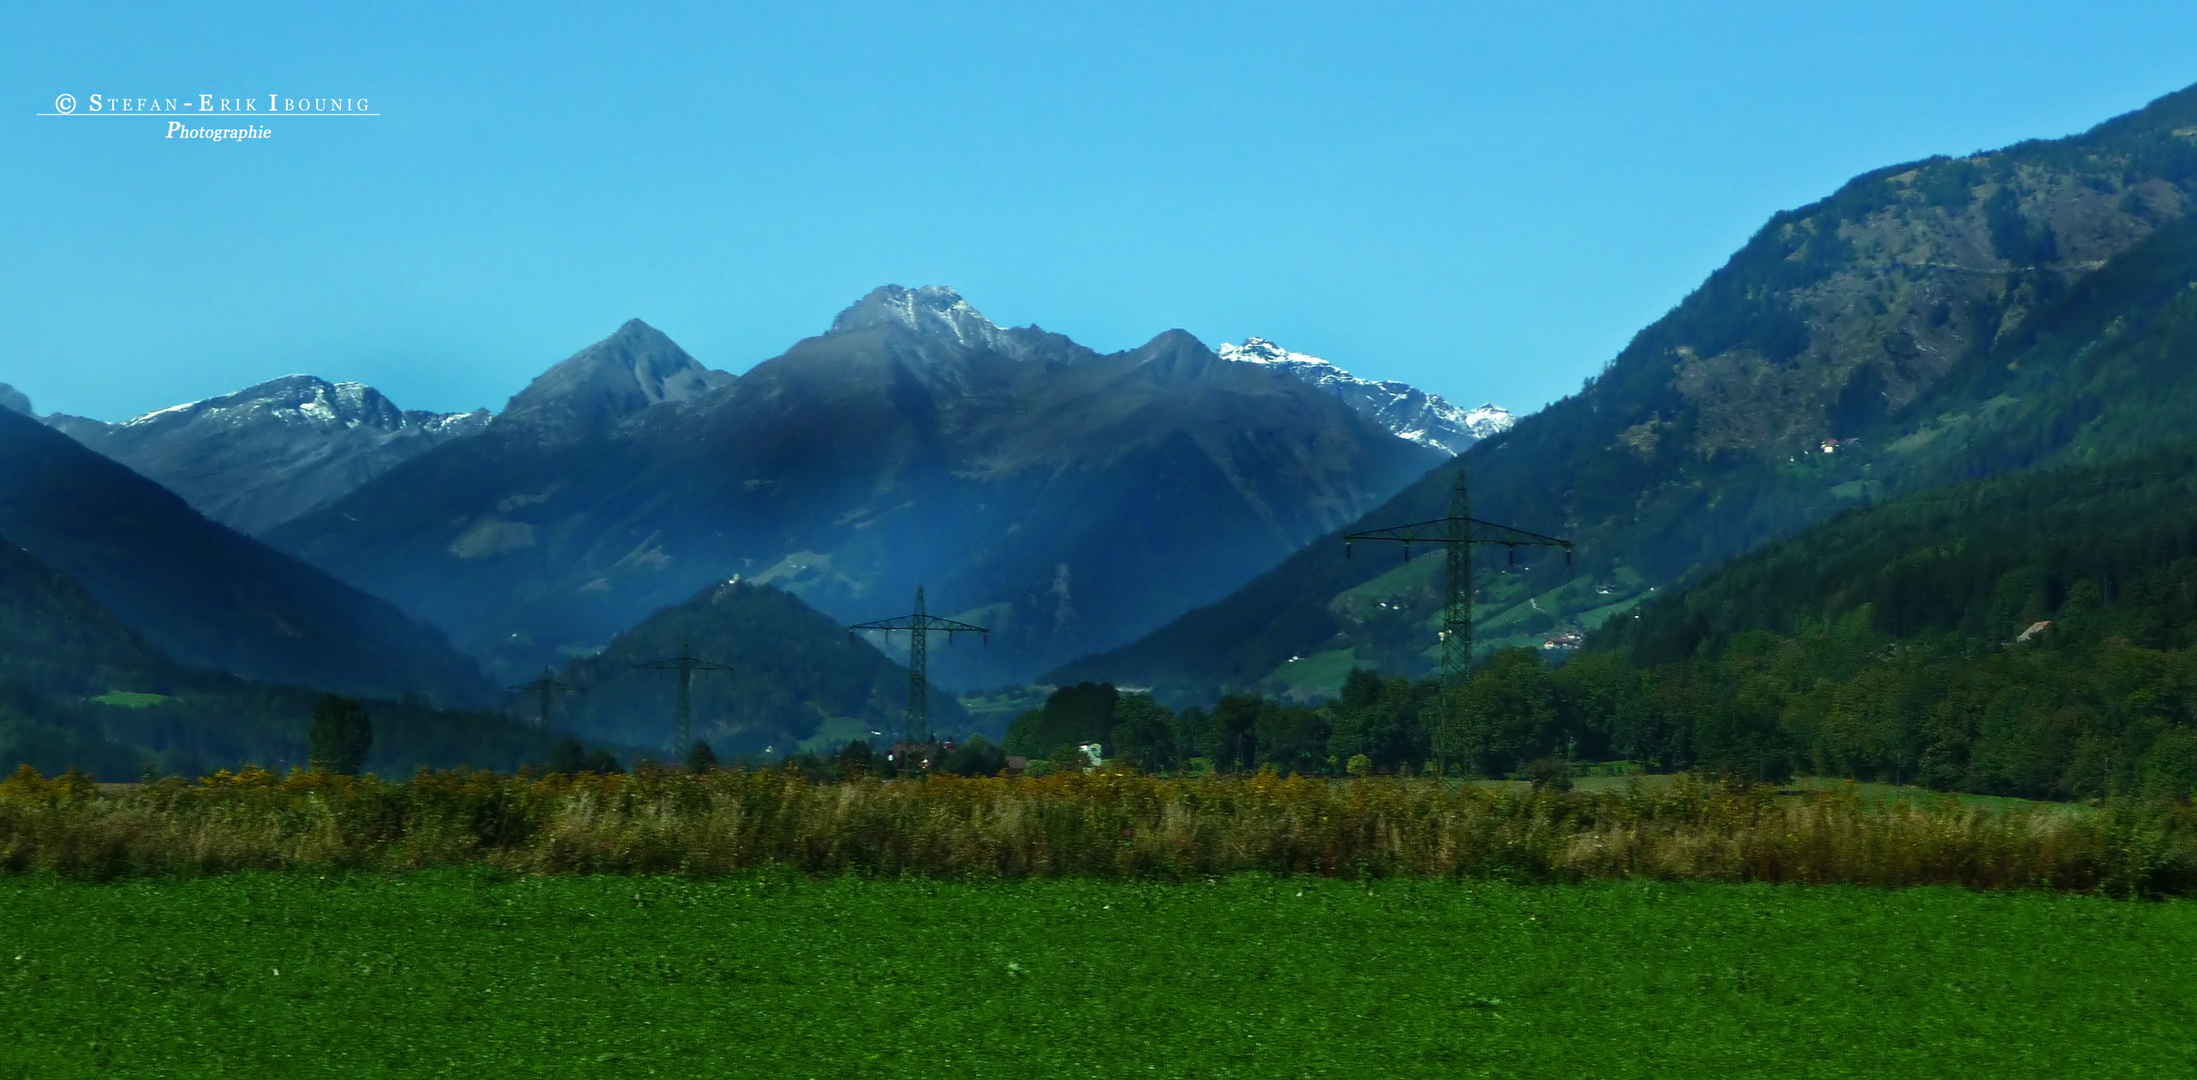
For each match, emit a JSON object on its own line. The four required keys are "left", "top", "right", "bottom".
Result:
{"left": 632, "top": 638, "right": 735, "bottom": 759}
{"left": 1345, "top": 463, "right": 1572, "bottom": 774}
{"left": 850, "top": 586, "right": 988, "bottom": 754}
{"left": 509, "top": 668, "right": 581, "bottom": 731}
{"left": 1554, "top": 465, "right": 2193, "bottom": 518}
{"left": 1795, "top": 467, "right": 2197, "bottom": 512}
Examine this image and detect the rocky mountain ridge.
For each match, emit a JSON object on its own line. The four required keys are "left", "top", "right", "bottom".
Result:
{"left": 1216, "top": 337, "right": 1513, "bottom": 454}
{"left": 47, "top": 376, "right": 490, "bottom": 536}
{"left": 490, "top": 318, "right": 733, "bottom": 446}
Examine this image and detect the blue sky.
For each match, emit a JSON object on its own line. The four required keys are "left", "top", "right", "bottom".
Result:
{"left": 5, "top": 2, "right": 2195, "bottom": 422}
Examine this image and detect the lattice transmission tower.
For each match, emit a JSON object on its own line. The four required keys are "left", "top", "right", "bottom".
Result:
{"left": 510, "top": 668, "right": 582, "bottom": 730}
{"left": 850, "top": 586, "right": 988, "bottom": 750}
{"left": 632, "top": 639, "right": 735, "bottom": 757}
{"left": 1345, "top": 463, "right": 1572, "bottom": 773}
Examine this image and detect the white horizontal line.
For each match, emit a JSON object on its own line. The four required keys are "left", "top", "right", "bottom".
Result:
{"left": 36, "top": 113, "right": 380, "bottom": 118}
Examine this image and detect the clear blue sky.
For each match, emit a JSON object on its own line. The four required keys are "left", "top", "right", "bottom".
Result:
{"left": 5, "top": 2, "right": 2195, "bottom": 422}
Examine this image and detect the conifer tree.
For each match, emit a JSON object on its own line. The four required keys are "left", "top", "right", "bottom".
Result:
{"left": 308, "top": 695, "right": 372, "bottom": 775}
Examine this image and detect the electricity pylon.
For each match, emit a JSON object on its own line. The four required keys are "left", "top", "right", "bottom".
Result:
{"left": 850, "top": 586, "right": 988, "bottom": 750}
{"left": 510, "top": 668, "right": 582, "bottom": 731}
{"left": 633, "top": 639, "right": 735, "bottom": 757}
{"left": 1345, "top": 463, "right": 1572, "bottom": 773}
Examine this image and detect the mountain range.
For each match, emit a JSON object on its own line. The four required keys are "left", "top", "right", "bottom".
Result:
{"left": 3, "top": 283, "right": 1498, "bottom": 759}
{"left": 263, "top": 287, "right": 1447, "bottom": 687}
{"left": 18, "top": 306, "right": 1497, "bottom": 545}
{"left": 19, "top": 79, "right": 2197, "bottom": 747}
{"left": 1054, "top": 80, "right": 2197, "bottom": 702}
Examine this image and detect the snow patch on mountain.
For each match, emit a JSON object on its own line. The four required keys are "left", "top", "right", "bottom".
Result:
{"left": 1216, "top": 338, "right": 1511, "bottom": 454}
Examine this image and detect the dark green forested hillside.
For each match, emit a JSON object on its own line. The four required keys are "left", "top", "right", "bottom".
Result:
{"left": 549, "top": 581, "right": 970, "bottom": 759}
{"left": 0, "top": 407, "right": 495, "bottom": 706}
{"left": 1001, "top": 446, "right": 2197, "bottom": 801}
{"left": 1888, "top": 212, "right": 2197, "bottom": 483}
{"left": 0, "top": 538, "right": 182, "bottom": 776}
{"left": 0, "top": 537, "right": 574, "bottom": 780}
{"left": 1574, "top": 442, "right": 2197, "bottom": 797}
{"left": 1054, "top": 81, "right": 2197, "bottom": 702}
{"left": 1611, "top": 444, "right": 2197, "bottom": 661}
{"left": 0, "top": 540, "right": 170, "bottom": 693}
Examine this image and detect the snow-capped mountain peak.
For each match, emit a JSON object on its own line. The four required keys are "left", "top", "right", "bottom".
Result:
{"left": 48, "top": 375, "right": 492, "bottom": 535}
{"left": 112, "top": 374, "right": 439, "bottom": 435}
{"left": 1217, "top": 337, "right": 1334, "bottom": 369}
{"left": 830, "top": 285, "right": 1006, "bottom": 350}
{"left": 1216, "top": 338, "right": 1511, "bottom": 454}
{"left": 1459, "top": 403, "right": 1514, "bottom": 437}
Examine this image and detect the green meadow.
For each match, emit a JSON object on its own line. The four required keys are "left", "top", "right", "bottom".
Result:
{"left": 3, "top": 873, "right": 2192, "bottom": 1079}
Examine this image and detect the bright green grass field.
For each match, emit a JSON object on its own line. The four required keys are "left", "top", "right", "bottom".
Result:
{"left": 3, "top": 874, "right": 2193, "bottom": 1079}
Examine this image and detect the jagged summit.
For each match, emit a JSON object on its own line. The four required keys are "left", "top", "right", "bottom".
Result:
{"left": 1223, "top": 337, "right": 1334, "bottom": 369}
{"left": 497, "top": 319, "right": 732, "bottom": 443}
{"left": 48, "top": 374, "right": 492, "bottom": 536}
{"left": 822, "top": 285, "right": 1111, "bottom": 366}
{"left": 829, "top": 285, "right": 1007, "bottom": 350}
{"left": 1215, "top": 338, "right": 1510, "bottom": 454}
{"left": 0, "top": 383, "right": 31, "bottom": 416}
{"left": 1458, "top": 403, "right": 1515, "bottom": 436}
{"left": 108, "top": 374, "right": 480, "bottom": 436}
{"left": 1120, "top": 329, "right": 1224, "bottom": 382}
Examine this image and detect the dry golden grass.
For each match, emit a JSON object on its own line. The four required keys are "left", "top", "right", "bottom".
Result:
{"left": 2, "top": 764, "right": 2190, "bottom": 894}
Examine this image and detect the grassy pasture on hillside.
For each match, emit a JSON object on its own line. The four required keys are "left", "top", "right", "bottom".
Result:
{"left": 2, "top": 873, "right": 2192, "bottom": 1078}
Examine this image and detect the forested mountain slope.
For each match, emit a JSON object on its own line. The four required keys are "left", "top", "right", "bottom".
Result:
{"left": 0, "top": 407, "right": 496, "bottom": 706}
{"left": 1603, "top": 441, "right": 2197, "bottom": 664}
{"left": 0, "top": 540, "right": 174, "bottom": 700}
{"left": 1091, "top": 445, "right": 2197, "bottom": 796}
{"left": 1556, "top": 442, "right": 2197, "bottom": 798}
{"left": 1056, "top": 81, "right": 2197, "bottom": 701}
{"left": 1882, "top": 211, "right": 2197, "bottom": 482}
{"left": 0, "top": 538, "right": 569, "bottom": 780}
{"left": 546, "top": 580, "right": 970, "bottom": 760}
